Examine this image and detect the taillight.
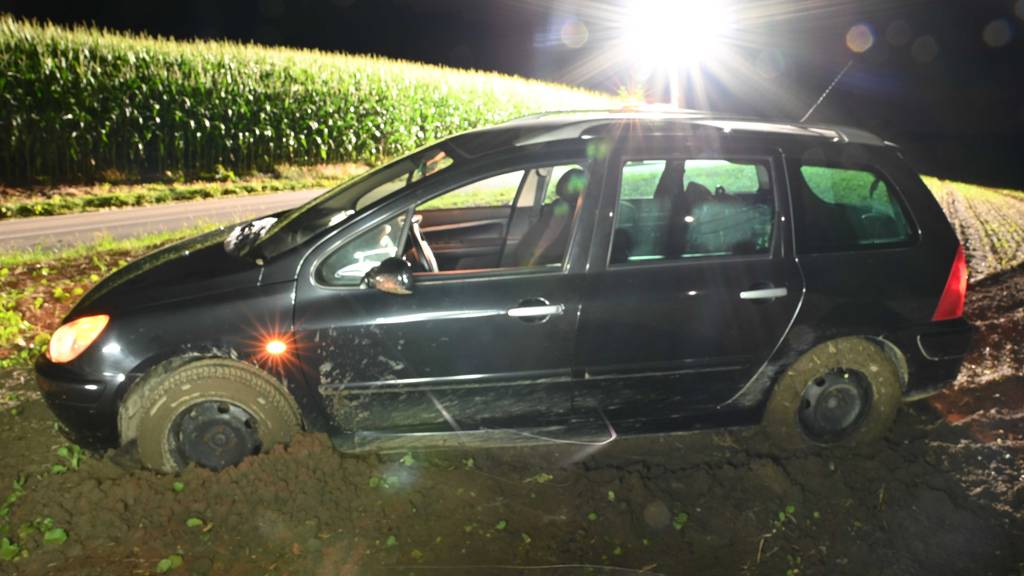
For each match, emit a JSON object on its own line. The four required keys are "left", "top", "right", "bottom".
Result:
{"left": 932, "top": 245, "right": 967, "bottom": 321}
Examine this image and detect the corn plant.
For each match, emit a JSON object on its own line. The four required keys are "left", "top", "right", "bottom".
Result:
{"left": 0, "top": 15, "right": 612, "bottom": 184}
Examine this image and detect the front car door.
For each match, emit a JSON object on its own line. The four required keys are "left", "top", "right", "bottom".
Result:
{"left": 575, "top": 135, "right": 804, "bottom": 427}
{"left": 292, "top": 144, "right": 602, "bottom": 440}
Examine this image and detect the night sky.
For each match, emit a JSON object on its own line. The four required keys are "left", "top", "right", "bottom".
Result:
{"left": 3, "top": 0, "right": 1022, "bottom": 186}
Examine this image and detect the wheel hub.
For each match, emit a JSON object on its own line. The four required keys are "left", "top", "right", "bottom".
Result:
{"left": 798, "top": 369, "right": 871, "bottom": 442}
{"left": 172, "top": 402, "right": 261, "bottom": 471}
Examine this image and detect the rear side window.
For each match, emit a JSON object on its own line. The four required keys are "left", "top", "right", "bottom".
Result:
{"left": 610, "top": 158, "right": 774, "bottom": 264}
{"left": 795, "top": 164, "right": 913, "bottom": 253}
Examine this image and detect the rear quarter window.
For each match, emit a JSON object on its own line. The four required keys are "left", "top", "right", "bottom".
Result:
{"left": 794, "top": 164, "right": 914, "bottom": 253}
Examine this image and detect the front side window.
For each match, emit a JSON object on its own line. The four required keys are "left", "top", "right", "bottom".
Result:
{"left": 795, "top": 164, "right": 913, "bottom": 252}
{"left": 414, "top": 163, "right": 588, "bottom": 272}
{"left": 611, "top": 158, "right": 774, "bottom": 264}
{"left": 315, "top": 161, "right": 589, "bottom": 284}
{"left": 317, "top": 213, "right": 407, "bottom": 286}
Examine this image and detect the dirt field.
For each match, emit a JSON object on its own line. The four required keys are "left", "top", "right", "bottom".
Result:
{"left": 1, "top": 181, "right": 1022, "bottom": 575}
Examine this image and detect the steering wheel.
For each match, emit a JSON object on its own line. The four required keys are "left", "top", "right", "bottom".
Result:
{"left": 408, "top": 214, "right": 438, "bottom": 273}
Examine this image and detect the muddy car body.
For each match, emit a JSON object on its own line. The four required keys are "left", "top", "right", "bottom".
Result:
{"left": 35, "top": 111, "right": 972, "bottom": 471}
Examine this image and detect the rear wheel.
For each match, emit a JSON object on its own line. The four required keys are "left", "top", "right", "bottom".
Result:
{"left": 133, "top": 359, "right": 301, "bottom": 473}
{"left": 763, "top": 337, "right": 902, "bottom": 451}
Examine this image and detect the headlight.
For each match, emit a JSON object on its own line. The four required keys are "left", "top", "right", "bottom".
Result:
{"left": 47, "top": 314, "right": 110, "bottom": 364}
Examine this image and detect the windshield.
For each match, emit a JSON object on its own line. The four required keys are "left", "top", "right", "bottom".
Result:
{"left": 255, "top": 147, "right": 454, "bottom": 259}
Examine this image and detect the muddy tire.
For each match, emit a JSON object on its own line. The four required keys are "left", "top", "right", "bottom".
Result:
{"left": 133, "top": 358, "right": 301, "bottom": 473}
{"left": 763, "top": 337, "right": 902, "bottom": 452}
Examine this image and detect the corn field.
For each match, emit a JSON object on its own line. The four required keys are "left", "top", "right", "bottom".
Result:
{"left": 0, "top": 16, "right": 611, "bottom": 184}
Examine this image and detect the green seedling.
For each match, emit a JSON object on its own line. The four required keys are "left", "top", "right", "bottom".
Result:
{"left": 607, "top": 490, "right": 616, "bottom": 502}
{"left": 0, "top": 475, "right": 27, "bottom": 517}
{"left": 494, "top": 520, "right": 507, "bottom": 531}
{"left": 43, "top": 528, "right": 67, "bottom": 545}
{"left": 0, "top": 538, "right": 19, "bottom": 561}
{"left": 520, "top": 532, "right": 531, "bottom": 544}
{"left": 672, "top": 512, "right": 689, "bottom": 531}
{"left": 155, "top": 554, "right": 184, "bottom": 573}
{"left": 400, "top": 452, "right": 415, "bottom": 466}
{"left": 369, "top": 475, "right": 399, "bottom": 489}
{"left": 384, "top": 535, "right": 398, "bottom": 547}
{"left": 410, "top": 549, "right": 424, "bottom": 560}
{"left": 612, "top": 546, "right": 623, "bottom": 556}
{"left": 56, "top": 444, "right": 82, "bottom": 471}
{"left": 587, "top": 512, "right": 598, "bottom": 522}
{"left": 172, "top": 481, "right": 185, "bottom": 493}
{"left": 185, "top": 517, "right": 204, "bottom": 528}
{"left": 462, "top": 457, "right": 475, "bottom": 470}
{"left": 524, "top": 472, "right": 554, "bottom": 484}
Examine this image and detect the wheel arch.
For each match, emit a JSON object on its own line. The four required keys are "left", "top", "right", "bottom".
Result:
{"left": 721, "top": 332, "right": 906, "bottom": 414}
{"left": 117, "top": 352, "right": 300, "bottom": 445}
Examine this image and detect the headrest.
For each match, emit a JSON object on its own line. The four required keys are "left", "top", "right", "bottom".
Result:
{"left": 555, "top": 168, "right": 587, "bottom": 203}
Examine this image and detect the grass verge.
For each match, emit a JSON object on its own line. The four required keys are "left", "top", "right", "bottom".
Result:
{"left": 0, "top": 163, "right": 366, "bottom": 219}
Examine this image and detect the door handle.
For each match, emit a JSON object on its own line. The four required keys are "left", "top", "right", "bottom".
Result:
{"left": 739, "top": 286, "right": 788, "bottom": 300}
{"left": 507, "top": 304, "right": 564, "bottom": 318}
{"left": 507, "top": 297, "right": 564, "bottom": 321}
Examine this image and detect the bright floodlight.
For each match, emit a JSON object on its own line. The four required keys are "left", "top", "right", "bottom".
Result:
{"left": 623, "top": 0, "right": 732, "bottom": 70}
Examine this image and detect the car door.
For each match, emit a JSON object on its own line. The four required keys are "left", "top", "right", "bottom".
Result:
{"left": 574, "top": 138, "right": 804, "bottom": 425}
{"left": 293, "top": 149, "right": 599, "bottom": 436}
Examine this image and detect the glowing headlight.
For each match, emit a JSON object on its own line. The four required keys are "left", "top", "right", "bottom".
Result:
{"left": 47, "top": 314, "right": 110, "bottom": 364}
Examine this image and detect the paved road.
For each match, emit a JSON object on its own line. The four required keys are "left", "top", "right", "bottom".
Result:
{"left": 0, "top": 188, "right": 325, "bottom": 251}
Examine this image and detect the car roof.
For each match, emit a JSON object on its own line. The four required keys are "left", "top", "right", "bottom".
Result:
{"left": 446, "top": 109, "right": 892, "bottom": 159}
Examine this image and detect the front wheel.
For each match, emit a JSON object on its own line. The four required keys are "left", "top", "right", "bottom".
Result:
{"left": 762, "top": 337, "right": 902, "bottom": 451}
{"left": 133, "top": 359, "right": 301, "bottom": 473}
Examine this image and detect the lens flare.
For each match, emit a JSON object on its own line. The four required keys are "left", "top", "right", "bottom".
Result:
{"left": 265, "top": 339, "right": 288, "bottom": 355}
{"left": 846, "top": 24, "right": 874, "bottom": 54}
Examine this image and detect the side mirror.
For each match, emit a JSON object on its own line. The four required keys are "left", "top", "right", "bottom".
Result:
{"left": 362, "top": 257, "right": 414, "bottom": 295}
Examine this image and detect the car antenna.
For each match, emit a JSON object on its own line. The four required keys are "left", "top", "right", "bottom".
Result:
{"left": 800, "top": 59, "right": 854, "bottom": 123}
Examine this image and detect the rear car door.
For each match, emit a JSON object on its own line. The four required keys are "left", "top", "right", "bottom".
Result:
{"left": 293, "top": 148, "right": 599, "bottom": 437}
{"left": 575, "top": 138, "right": 804, "bottom": 426}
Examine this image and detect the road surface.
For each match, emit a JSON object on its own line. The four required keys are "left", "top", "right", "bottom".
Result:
{"left": 0, "top": 188, "right": 324, "bottom": 251}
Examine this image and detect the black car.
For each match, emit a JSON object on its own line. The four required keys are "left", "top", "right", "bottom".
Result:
{"left": 36, "top": 111, "right": 972, "bottom": 472}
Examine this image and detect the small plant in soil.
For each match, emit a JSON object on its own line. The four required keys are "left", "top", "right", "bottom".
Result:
{"left": 171, "top": 481, "right": 185, "bottom": 493}
{"left": 524, "top": 472, "right": 554, "bottom": 484}
{"left": 673, "top": 512, "right": 689, "bottom": 531}
{"left": 0, "top": 538, "right": 20, "bottom": 561}
{"left": 0, "top": 475, "right": 27, "bottom": 517}
{"left": 155, "top": 553, "right": 183, "bottom": 573}
{"left": 50, "top": 444, "right": 82, "bottom": 474}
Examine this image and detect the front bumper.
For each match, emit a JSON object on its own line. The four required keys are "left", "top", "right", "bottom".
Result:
{"left": 886, "top": 318, "right": 973, "bottom": 401}
{"left": 35, "top": 356, "right": 121, "bottom": 449}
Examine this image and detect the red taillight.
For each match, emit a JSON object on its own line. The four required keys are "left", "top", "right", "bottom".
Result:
{"left": 932, "top": 245, "right": 967, "bottom": 321}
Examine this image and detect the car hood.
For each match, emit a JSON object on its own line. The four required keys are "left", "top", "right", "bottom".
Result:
{"left": 69, "top": 227, "right": 264, "bottom": 318}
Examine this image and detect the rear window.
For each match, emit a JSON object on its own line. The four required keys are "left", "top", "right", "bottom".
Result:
{"left": 795, "top": 164, "right": 913, "bottom": 253}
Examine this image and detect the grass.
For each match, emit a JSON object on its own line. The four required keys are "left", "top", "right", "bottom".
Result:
{"left": 0, "top": 163, "right": 367, "bottom": 219}
{"left": 0, "top": 224, "right": 223, "bottom": 368}
{"left": 0, "top": 15, "right": 612, "bottom": 184}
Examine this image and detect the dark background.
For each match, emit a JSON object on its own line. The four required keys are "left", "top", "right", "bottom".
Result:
{"left": 2, "top": 0, "right": 1022, "bottom": 187}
